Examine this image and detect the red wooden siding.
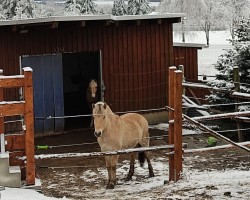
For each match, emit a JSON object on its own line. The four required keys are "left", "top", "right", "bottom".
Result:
{"left": 173, "top": 45, "right": 200, "bottom": 82}
{"left": 0, "top": 20, "right": 174, "bottom": 116}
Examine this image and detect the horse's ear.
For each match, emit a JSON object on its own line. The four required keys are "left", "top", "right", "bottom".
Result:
{"left": 92, "top": 103, "right": 95, "bottom": 109}
{"left": 103, "top": 102, "right": 107, "bottom": 109}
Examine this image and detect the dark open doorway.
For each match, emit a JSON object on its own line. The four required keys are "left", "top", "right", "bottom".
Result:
{"left": 62, "top": 51, "right": 101, "bottom": 130}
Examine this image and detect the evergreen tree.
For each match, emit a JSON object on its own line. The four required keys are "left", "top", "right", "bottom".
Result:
{"left": 112, "top": 0, "right": 127, "bottom": 16}
{"left": 127, "top": 0, "right": 151, "bottom": 15}
{"left": 0, "top": 0, "right": 36, "bottom": 20}
{"left": 64, "top": 0, "right": 97, "bottom": 15}
{"left": 207, "top": 19, "right": 250, "bottom": 111}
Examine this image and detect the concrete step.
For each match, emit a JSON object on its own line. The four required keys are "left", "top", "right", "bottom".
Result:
{"left": 0, "top": 152, "right": 21, "bottom": 188}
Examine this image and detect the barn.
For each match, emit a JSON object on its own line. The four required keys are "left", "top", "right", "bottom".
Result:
{"left": 0, "top": 14, "right": 187, "bottom": 135}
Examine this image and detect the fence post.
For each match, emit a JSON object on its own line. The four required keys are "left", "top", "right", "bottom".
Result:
{"left": 174, "top": 70, "right": 183, "bottom": 181}
{"left": 178, "top": 65, "right": 185, "bottom": 95}
{"left": 23, "top": 67, "right": 35, "bottom": 185}
{"left": 0, "top": 69, "right": 4, "bottom": 136}
{"left": 233, "top": 66, "right": 244, "bottom": 142}
{"left": 0, "top": 70, "right": 4, "bottom": 155}
{"left": 168, "top": 66, "right": 176, "bottom": 182}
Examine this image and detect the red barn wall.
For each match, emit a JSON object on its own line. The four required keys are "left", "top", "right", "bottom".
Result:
{"left": 0, "top": 20, "right": 174, "bottom": 114}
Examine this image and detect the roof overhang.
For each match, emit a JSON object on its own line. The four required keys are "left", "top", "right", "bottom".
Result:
{"left": 0, "top": 13, "right": 186, "bottom": 27}
{"left": 173, "top": 42, "right": 207, "bottom": 49}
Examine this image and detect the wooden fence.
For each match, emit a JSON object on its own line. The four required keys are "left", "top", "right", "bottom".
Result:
{"left": 31, "top": 67, "right": 184, "bottom": 183}
{"left": 168, "top": 67, "right": 183, "bottom": 182}
{"left": 0, "top": 68, "right": 35, "bottom": 185}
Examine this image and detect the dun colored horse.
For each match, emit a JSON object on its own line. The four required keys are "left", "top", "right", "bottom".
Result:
{"left": 92, "top": 102, "right": 154, "bottom": 189}
{"left": 86, "top": 79, "right": 98, "bottom": 126}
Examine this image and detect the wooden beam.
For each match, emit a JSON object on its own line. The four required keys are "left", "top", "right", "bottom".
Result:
{"left": 174, "top": 70, "right": 183, "bottom": 181}
{"left": 168, "top": 66, "right": 176, "bottom": 181}
{"left": 5, "top": 133, "right": 25, "bottom": 151}
{"left": 9, "top": 151, "right": 25, "bottom": 167}
{"left": 231, "top": 91, "right": 250, "bottom": 100}
{"left": 183, "top": 114, "right": 250, "bottom": 153}
{"left": 235, "top": 117, "right": 250, "bottom": 123}
{"left": 0, "top": 102, "right": 25, "bottom": 117}
{"left": 34, "top": 145, "right": 175, "bottom": 159}
{"left": 0, "top": 70, "right": 4, "bottom": 135}
{"left": 0, "top": 76, "right": 25, "bottom": 88}
{"left": 191, "top": 110, "right": 250, "bottom": 121}
{"left": 23, "top": 68, "right": 35, "bottom": 185}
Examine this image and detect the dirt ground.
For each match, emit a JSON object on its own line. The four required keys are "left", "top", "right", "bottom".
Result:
{"left": 34, "top": 128, "right": 250, "bottom": 200}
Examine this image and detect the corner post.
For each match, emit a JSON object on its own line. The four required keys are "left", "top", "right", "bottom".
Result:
{"left": 168, "top": 66, "right": 176, "bottom": 182}
{"left": 23, "top": 67, "right": 35, "bottom": 185}
{"left": 174, "top": 70, "right": 183, "bottom": 181}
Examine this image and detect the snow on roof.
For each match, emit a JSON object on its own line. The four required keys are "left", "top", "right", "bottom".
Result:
{"left": 0, "top": 13, "right": 185, "bottom": 27}
{"left": 174, "top": 42, "right": 207, "bottom": 49}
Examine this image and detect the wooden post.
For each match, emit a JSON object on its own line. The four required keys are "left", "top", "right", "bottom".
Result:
{"left": 23, "top": 67, "right": 35, "bottom": 185}
{"left": 174, "top": 70, "right": 183, "bottom": 181}
{"left": 168, "top": 66, "right": 176, "bottom": 182}
{"left": 0, "top": 69, "right": 4, "bottom": 136}
{"left": 233, "top": 66, "right": 244, "bottom": 142}
{"left": 0, "top": 70, "right": 4, "bottom": 155}
{"left": 178, "top": 65, "right": 185, "bottom": 95}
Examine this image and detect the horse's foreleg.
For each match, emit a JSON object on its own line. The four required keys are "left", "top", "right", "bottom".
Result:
{"left": 105, "top": 155, "right": 118, "bottom": 189}
{"left": 125, "top": 153, "right": 136, "bottom": 181}
{"left": 144, "top": 152, "right": 154, "bottom": 177}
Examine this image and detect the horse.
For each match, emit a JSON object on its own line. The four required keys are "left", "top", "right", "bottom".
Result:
{"left": 86, "top": 79, "right": 98, "bottom": 126}
{"left": 92, "top": 101, "right": 154, "bottom": 189}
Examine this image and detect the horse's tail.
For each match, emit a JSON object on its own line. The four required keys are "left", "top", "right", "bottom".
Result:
{"left": 137, "top": 144, "right": 146, "bottom": 167}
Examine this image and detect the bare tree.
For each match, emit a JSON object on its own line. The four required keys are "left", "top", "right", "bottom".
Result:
{"left": 220, "top": 0, "right": 250, "bottom": 43}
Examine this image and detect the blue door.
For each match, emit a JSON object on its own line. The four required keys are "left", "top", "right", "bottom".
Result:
{"left": 21, "top": 54, "right": 64, "bottom": 135}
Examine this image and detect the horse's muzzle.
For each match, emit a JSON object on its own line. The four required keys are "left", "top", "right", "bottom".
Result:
{"left": 94, "top": 131, "right": 102, "bottom": 137}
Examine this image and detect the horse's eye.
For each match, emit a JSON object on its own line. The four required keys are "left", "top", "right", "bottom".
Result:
{"left": 103, "top": 116, "right": 105, "bottom": 119}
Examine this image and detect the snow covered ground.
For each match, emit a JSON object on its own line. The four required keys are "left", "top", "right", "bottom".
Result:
{"left": 1, "top": 125, "right": 250, "bottom": 199}
{"left": 1, "top": 150, "right": 249, "bottom": 200}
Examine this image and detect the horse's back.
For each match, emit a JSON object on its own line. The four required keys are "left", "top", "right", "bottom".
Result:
{"left": 121, "top": 113, "right": 149, "bottom": 133}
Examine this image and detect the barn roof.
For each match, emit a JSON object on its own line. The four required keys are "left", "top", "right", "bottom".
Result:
{"left": 0, "top": 13, "right": 185, "bottom": 27}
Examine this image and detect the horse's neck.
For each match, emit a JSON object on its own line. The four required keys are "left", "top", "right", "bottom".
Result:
{"left": 106, "top": 112, "right": 122, "bottom": 132}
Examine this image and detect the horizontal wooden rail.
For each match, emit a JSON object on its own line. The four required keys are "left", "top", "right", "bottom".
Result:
{"left": 31, "top": 144, "right": 189, "bottom": 160}
{"left": 5, "top": 133, "right": 25, "bottom": 151}
{"left": 231, "top": 92, "right": 250, "bottom": 100}
{"left": 191, "top": 111, "right": 250, "bottom": 121}
{"left": 0, "top": 75, "right": 25, "bottom": 88}
{"left": 183, "top": 114, "right": 250, "bottom": 153}
{"left": 0, "top": 101, "right": 25, "bottom": 117}
{"left": 183, "top": 82, "right": 231, "bottom": 93}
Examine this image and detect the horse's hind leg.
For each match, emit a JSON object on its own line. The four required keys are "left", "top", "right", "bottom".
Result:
{"left": 125, "top": 153, "right": 136, "bottom": 181}
{"left": 139, "top": 137, "right": 154, "bottom": 178}
{"left": 144, "top": 151, "right": 154, "bottom": 177}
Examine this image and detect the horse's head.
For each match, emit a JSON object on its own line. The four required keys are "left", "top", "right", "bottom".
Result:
{"left": 92, "top": 102, "right": 109, "bottom": 138}
{"left": 89, "top": 79, "right": 98, "bottom": 98}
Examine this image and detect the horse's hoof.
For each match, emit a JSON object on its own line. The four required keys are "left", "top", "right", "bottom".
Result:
{"left": 106, "top": 183, "right": 115, "bottom": 189}
{"left": 149, "top": 173, "right": 155, "bottom": 178}
{"left": 124, "top": 176, "right": 132, "bottom": 182}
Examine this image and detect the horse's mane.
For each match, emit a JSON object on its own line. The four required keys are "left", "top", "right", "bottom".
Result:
{"left": 94, "top": 102, "right": 114, "bottom": 115}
